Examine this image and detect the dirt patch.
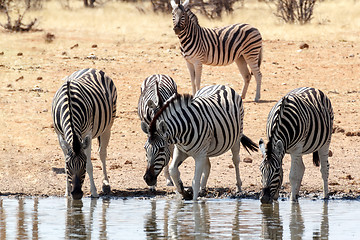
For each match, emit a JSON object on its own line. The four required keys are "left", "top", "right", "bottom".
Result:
{"left": 0, "top": 2, "right": 360, "bottom": 200}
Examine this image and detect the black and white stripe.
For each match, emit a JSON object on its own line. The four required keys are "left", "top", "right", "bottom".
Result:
{"left": 52, "top": 68, "right": 117, "bottom": 199}
{"left": 259, "top": 87, "right": 334, "bottom": 203}
{"left": 141, "top": 85, "right": 258, "bottom": 200}
{"left": 171, "top": 0, "right": 263, "bottom": 102}
{"left": 138, "top": 74, "right": 178, "bottom": 187}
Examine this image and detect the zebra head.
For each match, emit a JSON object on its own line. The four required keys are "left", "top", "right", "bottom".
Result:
{"left": 259, "top": 138, "right": 284, "bottom": 204}
{"left": 141, "top": 120, "right": 171, "bottom": 186}
{"left": 171, "top": 0, "right": 190, "bottom": 35}
{"left": 63, "top": 134, "right": 90, "bottom": 200}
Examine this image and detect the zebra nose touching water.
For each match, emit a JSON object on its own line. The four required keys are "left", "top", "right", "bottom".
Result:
{"left": 259, "top": 87, "right": 334, "bottom": 204}
{"left": 170, "top": 0, "right": 263, "bottom": 102}
{"left": 52, "top": 68, "right": 117, "bottom": 200}
{"left": 137, "top": 74, "right": 178, "bottom": 188}
{"left": 141, "top": 85, "right": 258, "bottom": 201}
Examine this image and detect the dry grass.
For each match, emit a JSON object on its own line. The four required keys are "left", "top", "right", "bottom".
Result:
{"left": 1, "top": 0, "right": 359, "bottom": 41}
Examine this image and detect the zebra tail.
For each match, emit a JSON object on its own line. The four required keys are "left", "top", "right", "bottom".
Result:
{"left": 258, "top": 47, "right": 263, "bottom": 68}
{"left": 240, "top": 134, "right": 259, "bottom": 155}
{"left": 313, "top": 151, "right": 320, "bottom": 167}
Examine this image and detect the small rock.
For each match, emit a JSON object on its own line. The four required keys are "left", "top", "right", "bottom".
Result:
{"left": 346, "top": 175, "right": 354, "bottom": 180}
{"left": 0, "top": 51, "right": 4, "bottom": 55}
{"left": 45, "top": 32, "right": 55, "bottom": 43}
{"left": 15, "top": 76, "right": 24, "bottom": 81}
{"left": 299, "top": 43, "right": 309, "bottom": 49}
{"left": 17, "top": 52, "right": 23, "bottom": 56}
{"left": 37, "top": 77, "right": 43, "bottom": 80}
{"left": 70, "top": 44, "right": 79, "bottom": 49}
{"left": 124, "top": 160, "right": 132, "bottom": 165}
{"left": 328, "top": 150, "right": 333, "bottom": 157}
{"left": 243, "top": 157, "right": 253, "bottom": 163}
{"left": 86, "top": 53, "right": 98, "bottom": 60}
{"left": 228, "top": 165, "right": 234, "bottom": 169}
{"left": 92, "top": 44, "right": 97, "bottom": 48}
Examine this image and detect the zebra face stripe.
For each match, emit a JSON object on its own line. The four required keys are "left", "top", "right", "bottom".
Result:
{"left": 172, "top": 5, "right": 188, "bottom": 35}
{"left": 259, "top": 154, "right": 283, "bottom": 204}
{"left": 143, "top": 135, "right": 171, "bottom": 186}
{"left": 66, "top": 151, "right": 86, "bottom": 199}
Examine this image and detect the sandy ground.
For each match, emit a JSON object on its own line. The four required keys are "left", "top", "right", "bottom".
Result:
{"left": 0, "top": 2, "right": 360, "bottom": 200}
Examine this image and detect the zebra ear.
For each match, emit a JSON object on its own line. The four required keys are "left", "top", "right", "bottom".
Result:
{"left": 82, "top": 136, "right": 91, "bottom": 150}
{"left": 171, "top": 0, "right": 178, "bottom": 9}
{"left": 157, "top": 120, "right": 168, "bottom": 135}
{"left": 273, "top": 140, "right": 284, "bottom": 158}
{"left": 141, "top": 121, "right": 149, "bottom": 134}
{"left": 147, "top": 99, "right": 157, "bottom": 110}
{"left": 182, "top": 0, "right": 189, "bottom": 8}
{"left": 259, "top": 139, "right": 266, "bottom": 157}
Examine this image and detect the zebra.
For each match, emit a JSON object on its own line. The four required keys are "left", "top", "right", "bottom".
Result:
{"left": 52, "top": 68, "right": 117, "bottom": 199}
{"left": 259, "top": 87, "right": 334, "bottom": 203}
{"left": 141, "top": 85, "right": 258, "bottom": 200}
{"left": 138, "top": 74, "right": 178, "bottom": 187}
{"left": 170, "top": 0, "right": 263, "bottom": 102}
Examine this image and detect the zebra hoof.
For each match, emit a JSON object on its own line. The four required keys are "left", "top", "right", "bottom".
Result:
{"left": 182, "top": 188, "right": 193, "bottom": 200}
{"left": 166, "top": 179, "right": 174, "bottom": 187}
{"left": 102, "top": 184, "right": 111, "bottom": 195}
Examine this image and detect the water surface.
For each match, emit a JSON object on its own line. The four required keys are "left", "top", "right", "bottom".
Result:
{"left": 0, "top": 197, "right": 359, "bottom": 239}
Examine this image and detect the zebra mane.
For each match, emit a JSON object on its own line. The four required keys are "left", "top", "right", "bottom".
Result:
{"left": 66, "top": 80, "right": 81, "bottom": 154}
{"left": 185, "top": 7, "right": 199, "bottom": 25}
{"left": 265, "top": 138, "right": 273, "bottom": 159}
{"left": 148, "top": 93, "right": 193, "bottom": 136}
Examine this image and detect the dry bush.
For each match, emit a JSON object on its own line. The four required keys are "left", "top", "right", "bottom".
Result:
{"left": 0, "top": 1, "right": 39, "bottom": 31}
{"left": 274, "top": 0, "right": 316, "bottom": 24}
{"left": 151, "top": 0, "right": 244, "bottom": 18}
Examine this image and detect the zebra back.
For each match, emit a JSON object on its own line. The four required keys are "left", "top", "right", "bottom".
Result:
{"left": 138, "top": 74, "right": 178, "bottom": 124}
{"left": 174, "top": 5, "right": 262, "bottom": 66}
{"left": 148, "top": 85, "right": 244, "bottom": 157}
{"left": 266, "top": 87, "right": 333, "bottom": 155}
{"left": 52, "top": 68, "right": 117, "bottom": 147}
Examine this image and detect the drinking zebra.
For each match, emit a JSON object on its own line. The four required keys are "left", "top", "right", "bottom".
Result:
{"left": 52, "top": 68, "right": 117, "bottom": 199}
{"left": 259, "top": 87, "right": 334, "bottom": 203}
{"left": 171, "top": 0, "right": 263, "bottom": 102}
{"left": 141, "top": 85, "right": 258, "bottom": 200}
{"left": 138, "top": 74, "right": 178, "bottom": 187}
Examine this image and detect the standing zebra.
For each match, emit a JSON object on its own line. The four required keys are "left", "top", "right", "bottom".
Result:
{"left": 138, "top": 74, "right": 178, "bottom": 187}
{"left": 52, "top": 68, "right": 117, "bottom": 199}
{"left": 259, "top": 87, "right": 333, "bottom": 204}
{"left": 171, "top": 0, "right": 263, "bottom": 102}
{"left": 141, "top": 85, "right": 258, "bottom": 200}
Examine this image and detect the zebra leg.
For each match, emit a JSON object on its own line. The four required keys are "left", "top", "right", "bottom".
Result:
{"left": 193, "top": 155, "right": 208, "bottom": 201}
{"left": 57, "top": 134, "right": 71, "bottom": 197}
{"left": 289, "top": 152, "right": 305, "bottom": 202}
{"left": 164, "top": 144, "right": 175, "bottom": 186}
{"left": 194, "top": 62, "right": 203, "bottom": 93}
{"left": 318, "top": 144, "right": 330, "bottom": 199}
{"left": 84, "top": 136, "right": 99, "bottom": 198}
{"left": 186, "top": 61, "right": 197, "bottom": 95}
{"left": 245, "top": 55, "right": 262, "bottom": 102}
{"left": 200, "top": 157, "right": 211, "bottom": 195}
{"left": 231, "top": 140, "right": 242, "bottom": 192}
{"left": 169, "top": 146, "right": 189, "bottom": 199}
{"left": 235, "top": 56, "right": 251, "bottom": 100}
{"left": 98, "top": 127, "right": 111, "bottom": 195}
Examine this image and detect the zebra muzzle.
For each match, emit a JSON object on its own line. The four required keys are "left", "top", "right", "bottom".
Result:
{"left": 71, "top": 174, "right": 84, "bottom": 200}
{"left": 173, "top": 26, "right": 181, "bottom": 35}
{"left": 143, "top": 166, "right": 157, "bottom": 187}
{"left": 260, "top": 187, "right": 273, "bottom": 204}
